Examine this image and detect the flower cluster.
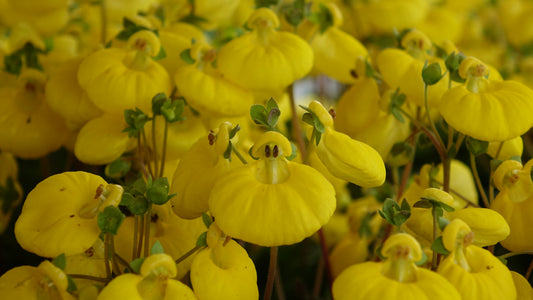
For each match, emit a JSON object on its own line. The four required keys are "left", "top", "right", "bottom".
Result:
{"left": 1, "top": 0, "right": 533, "bottom": 299}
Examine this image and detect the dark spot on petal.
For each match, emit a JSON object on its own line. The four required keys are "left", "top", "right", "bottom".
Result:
{"left": 26, "top": 116, "right": 31, "bottom": 124}
{"left": 329, "top": 108, "right": 336, "bottom": 119}
{"left": 265, "top": 145, "right": 271, "bottom": 158}
{"left": 70, "top": 215, "right": 75, "bottom": 218}
{"left": 60, "top": 187, "right": 66, "bottom": 191}
{"left": 151, "top": 213, "right": 159, "bottom": 223}
{"left": 273, "top": 145, "right": 279, "bottom": 158}
{"left": 85, "top": 247, "right": 95, "bottom": 257}
{"left": 350, "top": 69, "right": 358, "bottom": 79}
{"left": 208, "top": 130, "right": 216, "bottom": 145}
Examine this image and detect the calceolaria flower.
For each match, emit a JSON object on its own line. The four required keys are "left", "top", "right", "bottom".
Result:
{"left": 217, "top": 7, "right": 313, "bottom": 93}
{"left": 307, "top": 100, "right": 386, "bottom": 187}
{"left": 440, "top": 56, "right": 533, "bottom": 141}
{"left": 333, "top": 233, "right": 461, "bottom": 299}
{"left": 209, "top": 131, "right": 336, "bottom": 246}
{"left": 437, "top": 219, "right": 516, "bottom": 299}
{"left": 97, "top": 253, "right": 196, "bottom": 300}
{"left": 491, "top": 159, "right": 533, "bottom": 251}
{"left": 190, "top": 223, "right": 258, "bottom": 300}
{"left": 15, "top": 171, "right": 123, "bottom": 258}
{"left": 0, "top": 260, "right": 75, "bottom": 300}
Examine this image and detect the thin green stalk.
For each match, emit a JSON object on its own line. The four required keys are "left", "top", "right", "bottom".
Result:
{"left": 100, "top": 0, "right": 107, "bottom": 45}
{"left": 141, "top": 129, "right": 154, "bottom": 177}
{"left": 470, "top": 153, "right": 490, "bottom": 208}
{"left": 104, "top": 233, "right": 111, "bottom": 279}
{"left": 144, "top": 206, "right": 152, "bottom": 257}
{"left": 133, "top": 215, "right": 138, "bottom": 260}
{"left": 288, "top": 83, "right": 307, "bottom": 161}
{"left": 424, "top": 84, "right": 445, "bottom": 148}
{"left": 175, "top": 245, "right": 204, "bottom": 264}
{"left": 159, "top": 120, "right": 169, "bottom": 178}
{"left": 431, "top": 207, "right": 438, "bottom": 270}
{"left": 317, "top": 228, "right": 333, "bottom": 292}
{"left": 115, "top": 253, "right": 133, "bottom": 273}
{"left": 137, "top": 214, "right": 145, "bottom": 258}
{"left": 69, "top": 274, "right": 108, "bottom": 283}
{"left": 232, "top": 144, "right": 248, "bottom": 164}
{"left": 263, "top": 246, "right": 278, "bottom": 300}
{"left": 109, "top": 234, "right": 121, "bottom": 275}
{"left": 499, "top": 251, "right": 533, "bottom": 259}
{"left": 455, "top": 133, "right": 466, "bottom": 154}
{"left": 152, "top": 116, "right": 159, "bottom": 178}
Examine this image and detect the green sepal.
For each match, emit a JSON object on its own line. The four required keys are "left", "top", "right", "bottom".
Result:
{"left": 130, "top": 258, "right": 145, "bottom": 274}
{"left": 415, "top": 250, "right": 428, "bottom": 266}
{"left": 52, "top": 253, "right": 67, "bottom": 270}
{"left": 308, "top": 3, "right": 333, "bottom": 34}
{"left": 281, "top": 0, "right": 309, "bottom": 28}
{"left": 255, "top": 0, "right": 279, "bottom": 8}
{"left": 248, "top": 146, "right": 260, "bottom": 160}
{"left": 490, "top": 159, "right": 503, "bottom": 171}
{"left": 466, "top": 136, "right": 489, "bottom": 156}
{"left": 150, "top": 240, "right": 165, "bottom": 255}
{"left": 223, "top": 142, "right": 233, "bottom": 161}
{"left": 358, "top": 211, "right": 376, "bottom": 238}
{"left": 161, "top": 98, "right": 186, "bottom": 123}
{"left": 115, "top": 18, "right": 152, "bottom": 41}
{"left": 196, "top": 232, "right": 207, "bottom": 247}
{"left": 445, "top": 51, "right": 466, "bottom": 84}
{"left": 422, "top": 61, "right": 445, "bottom": 86}
{"left": 286, "top": 142, "right": 298, "bottom": 161}
{"left": 431, "top": 236, "right": 450, "bottom": 255}
{"left": 251, "top": 98, "right": 280, "bottom": 131}
{"left": 97, "top": 206, "right": 125, "bottom": 235}
{"left": 151, "top": 92, "right": 168, "bottom": 116}
{"left": 123, "top": 108, "right": 150, "bottom": 138}
{"left": 105, "top": 158, "right": 132, "bottom": 179}
{"left": 202, "top": 213, "right": 213, "bottom": 228}
{"left": 437, "top": 216, "right": 450, "bottom": 231}
{"left": 66, "top": 275, "right": 77, "bottom": 293}
{"left": 179, "top": 48, "right": 196, "bottom": 65}
{"left": 229, "top": 124, "right": 241, "bottom": 139}
{"left": 388, "top": 89, "right": 406, "bottom": 124}
{"left": 146, "top": 177, "right": 171, "bottom": 205}
{"left": 180, "top": 14, "right": 208, "bottom": 26}
{"left": 378, "top": 198, "right": 411, "bottom": 227}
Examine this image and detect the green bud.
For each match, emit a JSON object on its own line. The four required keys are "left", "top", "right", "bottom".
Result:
{"left": 146, "top": 177, "right": 171, "bottom": 205}
{"left": 422, "top": 61, "right": 444, "bottom": 86}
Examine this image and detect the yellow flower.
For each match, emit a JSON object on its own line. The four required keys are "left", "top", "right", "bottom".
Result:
{"left": 217, "top": 7, "right": 313, "bottom": 93}
{"left": 209, "top": 131, "right": 336, "bottom": 246}
{"left": 97, "top": 253, "right": 196, "bottom": 300}
{"left": 0, "top": 1, "right": 69, "bottom": 35}
{"left": 487, "top": 137, "right": 524, "bottom": 161}
{"left": 78, "top": 31, "right": 171, "bottom": 114}
{"left": 440, "top": 57, "right": 533, "bottom": 141}
{"left": 64, "top": 239, "right": 107, "bottom": 291}
{"left": 333, "top": 233, "right": 461, "bottom": 300}
{"left": 0, "top": 260, "right": 75, "bottom": 300}
{"left": 170, "top": 122, "right": 240, "bottom": 219}
{"left": 308, "top": 101, "right": 386, "bottom": 187}
{"left": 491, "top": 159, "right": 533, "bottom": 251}
{"left": 190, "top": 223, "right": 258, "bottom": 300}
{"left": 0, "top": 69, "right": 67, "bottom": 159}
{"left": 174, "top": 42, "right": 253, "bottom": 118}
{"left": 15, "top": 172, "right": 123, "bottom": 257}
{"left": 74, "top": 113, "right": 136, "bottom": 165}
{"left": 437, "top": 219, "right": 516, "bottom": 300}
{"left": 511, "top": 271, "right": 533, "bottom": 300}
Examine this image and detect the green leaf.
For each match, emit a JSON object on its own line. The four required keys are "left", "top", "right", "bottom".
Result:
{"left": 152, "top": 93, "right": 168, "bottom": 116}
{"left": 202, "top": 213, "right": 213, "bottom": 228}
{"left": 301, "top": 113, "right": 314, "bottom": 126}
{"left": 146, "top": 177, "right": 170, "bottom": 205}
{"left": 229, "top": 124, "right": 241, "bottom": 139}
{"left": 161, "top": 98, "right": 186, "bottom": 123}
{"left": 286, "top": 142, "right": 298, "bottom": 161}
{"left": 179, "top": 48, "right": 196, "bottom": 65}
{"left": 308, "top": 3, "right": 334, "bottom": 34}
{"left": 438, "top": 201, "right": 455, "bottom": 212}
{"left": 66, "top": 275, "right": 77, "bottom": 293}
{"left": 115, "top": 18, "right": 151, "bottom": 40}
{"left": 437, "top": 216, "right": 450, "bottom": 231}
{"left": 123, "top": 108, "right": 149, "bottom": 137}
{"left": 267, "top": 108, "right": 280, "bottom": 128}
{"left": 422, "top": 61, "right": 444, "bottom": 86}
{"left": 129, "top": 195, "right": 149, "bottom": 215}
{"left": 43, "top": 37, "right": 54, "bottom": 53}
{"left": 250, "top": 104, "right": 269, "bottom": 126}
{"left": 150, "top": 240, "right": 165, "bottom": 255}
{"left": 365, "top": 59, "right": 375, "bottom": 79}
{"left": 97, "top": 206, "right": 125, "bottom": 235}
{"left": 391, "top": 108, "right": 405, "bottom": 124}
{"left": 266, "top": 98, "right": 279, "bottom": 111}
{"left": 281, "top": 0, "right": 309, "bottom": 28}
{"left": 180, "top": 14, "right": 208, "bottom": 25}
{"left": 152, "top": 46, "right": 166, "bottom": 60}
{"left": 431, "top": 236, "right": 450, "bottom": 255}
{"left": 466, "top": 136, "right": 489, "bottom": 156}
{"left": 413, "top": 200, "right": 432, "bottom": 209}
{"left": 490, "top": 159, "right": 503, "bottom": 171}
{"left": 196, "top": 231, "right": 207, "bottom": 247}
{"left": 223, "top": 142, "right": 232, "bottom": 161}
{"left": 130, "top": 258, "right": 145, "bottom": 274}
{"left": 400, "top": 199, "right": 410, "bottom": 212}
{"left": 3, "top": 51, "right": 23, "bottom": 75}
{"left": 154, "top": 6, "right": 165, "bottom": 25}
{"left": 105, "top": 158, "right": 132, "bottom": 179}
{"left": 52, "top": 254, "right": 66, "bottom": 270}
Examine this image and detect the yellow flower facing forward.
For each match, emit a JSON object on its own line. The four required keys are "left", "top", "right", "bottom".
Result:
{"left": 78, "top": 31, "right": 171, "bottom": 114}
{"left": 437, "top": 219, "right": 516, "bottom": 300}
{"left": 308, "top": 101, "right": 386, "bottom": 187}
{"left": 217, "top": 7, "right": 313, "bottom": 93}
{"left": 491, "top": 159, "right": 533, "bottom": 251}
{"left": 440, "top": 57, "right": 533, "bottom": 142}
{"left": 190, "top": 223, "right": 258, "bottom": 300}
{"left": 209, "top": 131, "right": 336, "bottom": 246}
{"left": 333, "top": 233, "right": 461, "bottom": 300}
{"left": 0, "top": 260, "right": 75, "bottom": 300}
{"left": 15, "top": 171, "right": 123, "bottom": 258}
{"left": 97, "top": 253, "right": 196, "bottom": 300}
{"left": 174, "top": 42, "right": 253, "bottom": 118}
{"left": 170, "top": 122, "right": 240, "bottom": 219}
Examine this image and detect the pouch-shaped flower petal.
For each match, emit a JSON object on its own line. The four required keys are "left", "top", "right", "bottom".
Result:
{"left": 330, "top": 233, "right": 370, "bottom": 278}
{"left": 97, "top": 253, "right": 196, "bottom": 300}
{"left": 333, "top": 233, "right": 461, "bottom": 300}
{"left": 46, "top": 58, "right": 102, "bottom": 130}
{"left": 74, "top": 113, "right": 135, "bottom": 165}
{"left": 0, "top": 69, "right": 67, "bottom": 159}
{"left": 309, "top": 101, "right": 386, "bottom": 187}
{"left": 0, "top": 260, "right": 75, "bottom": 300}
{"left": 170, "top": 122, "right": 238, "bottom": 219}
{"left": 217, "top": 8, "right": 313, "bottom": 92}
{"left": 511, "top": 271, "right": 533, "bottom": 300}
{"left": 487, "top": 137, "right": 523, "bottom": 161}
{"left": 440, "top": 57, "right": 533, "bottom": 141}
{"left": 15, "top": 171, "right": 123, "bottom": 257}
{"left": 437, "top": 219, "right": 516, "bottom": 300}
{"left": 191, "top": 223, "right": 258, "bottom": 300}
{"left": 78, "top": 32, "right": 171, "bottom": 113}
{"left": 174, "top": 43, "right": 253, "bottom": 118}
{"left": 447, "top": 208, "right": 510, "bottom": 247}
{"left": 209, "top": 131, "right": 336, "bottom": 246}
{"left": 0, "top": 1, "right": 69, "bottom": 36}
{"left": 355, "top": 0, "right": 429, "bottom": 35}
{"left": 491, "top": 159, "right": 533, "bottom": 251}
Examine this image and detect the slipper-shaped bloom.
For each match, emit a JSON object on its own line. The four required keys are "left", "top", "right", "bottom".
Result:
{"left": 78, "top": 30, "right": 172, "bottom": 114}
{"left": 191, "top": 223, "right": 258, "bottom": 300}
{"left": 491, "top": 159, "right": 533, "bottom": 251}
{"left": 74, "top": 113, "right": 135, "bottom": 165}
{"left": 333, "top": 233, "right": 461, "bottom": 300}
{"left": 440, "top": 57, "right": 533, "bottom": 141}
{"left": 217, "top": 8, "right": 313, "bottom": 93}
{"left": 308, "top": 101, "right": 386, "bottom": 187}
{"left": 170, "top": 122, "right": 240, "bottom": 219}
{"left": 437, "top": 219, "right": 516, "bottom": 300}
{"left": 0, "top": 260, "right": 75, "bottom": 300}
{"left": 174, "top": 42, "right": 253, "bottom": 118}
{"left": 97, "top": 253, "right": 196, "bottom": 300}
{"left": 376, "top": 30, "right": 449, "bottom": 108}
{"left": 511, "top": 271, "right": 533, "bottom": 299}
{"left": 0, "top": 69, "right": 67, "bottom": 159}
{"left": 209, "top": 131, "right": 336, "bottom": 246}
{"left": 15, "top": 171, "right": 123, "bottom": 257}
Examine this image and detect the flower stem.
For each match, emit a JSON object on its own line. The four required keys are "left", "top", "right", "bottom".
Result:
{"left": 288, "top": 84, "right": 307, "bottom": 161}
{"left": 499, "top": 251, "right": 533, "bottom": 259}
{"left": 144, "top": 205, "right": 152, "bottom": 257}
{"left": 100, "top": 0, "right": 107, "bottom": 45}
{"left": 141, "top": 129, "right": 154, "bottom": 177}
{"left": 133, "top": 215, "right": 138, "bottom": 260}
{"left": 110, "top": 234, "right": 121, "bottom": 275}
{"left": 424, "top": 84, "right": 445, "bottom": 148}
{"left": 263, "top": 246, "right": 278, "bottom": 300}
{"left": 159, "top": 120, "right": 168, "bottom": 178}
{"left": 431, "top": 207, "right": 438, "bottom": 270}
{"left": 175, "top": 245, "right": 204, "bottom": 265}
{"left": 232, "top": 144, "right": 248, "bottom": 164}
{"left": 317, "top": 228, "right": 334, "bottom": 292}
{"left": 137, "top": 214, "right": 145, "bottom": 258}
{"left": 152, "top": 117, "right": 159, "bottom": 178}
{"left": 69, "top": 274, "right": 108, "bottom": 283}
{"left": 104, "top": 233, "right": 111, "bottom": 279}
{"left": 470, "top": 153, "right": 490, "bottom": 207}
